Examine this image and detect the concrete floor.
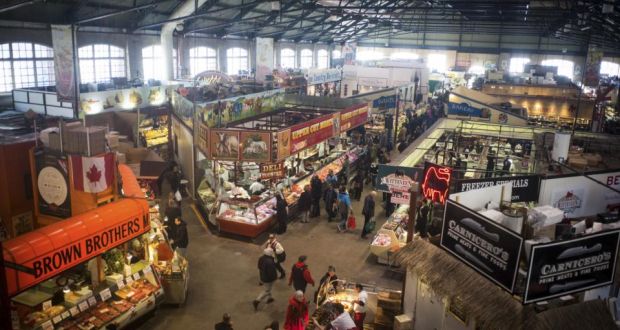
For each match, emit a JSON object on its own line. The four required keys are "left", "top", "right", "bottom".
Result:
{"left": 139, "top": 184, "right": 403, "bottom": 329}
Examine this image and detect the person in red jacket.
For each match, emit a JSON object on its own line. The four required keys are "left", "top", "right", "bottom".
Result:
{"left": 288, "top": 255, "right": 315, "bottom": 293}
{"left": 284, "top": 291, "right": 309, "bottom": 330}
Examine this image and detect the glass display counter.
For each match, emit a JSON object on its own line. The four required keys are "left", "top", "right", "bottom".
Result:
{"left": 370, "top": 205, "right": 409, "bottom": 264}
{"left": 216, "top": 193, "right": 277, "bottom": 238}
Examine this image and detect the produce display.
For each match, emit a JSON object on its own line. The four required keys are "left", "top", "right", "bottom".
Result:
{"left": 217, "top": 197, "right": 277, "bottom": 224}
{"left": 371, "top": 232, "right": 393, "bottom": 247}
{"left": 141, "top": 127, "right": 168, "bottom": 147}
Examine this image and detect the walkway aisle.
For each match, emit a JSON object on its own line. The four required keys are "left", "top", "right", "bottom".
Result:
{"left": 140, "top": 183, "right": 402, "bottom": 328}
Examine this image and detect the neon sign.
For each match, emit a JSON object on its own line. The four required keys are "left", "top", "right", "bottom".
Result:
{"left": 422, "top": 162, "right": 452, "bottom": 204}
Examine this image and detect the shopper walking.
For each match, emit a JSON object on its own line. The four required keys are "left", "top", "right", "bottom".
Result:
{"left": 265, "top": 234, "right": 286, "bottom": 279}
{"left": 253, "top": 248, "right": 278, "bottom": 311}
{"left": 170, "top": 218, "right": 188, "bottom": 258}
{"left": 361, "top": 191, "right": 377, "bottom": 239}
{"left": 337, "top": 188, "right": 352, "bottom": 233}
{"left": 326, "top": 169, "right": 338, "bottom": 187}
{"left": 276, "top": 193, "right": 289, "bottom": 234}
{"left": 352, "top": 284, "right": 368, "bottom": 329}
{"left": 284, "top": 291, "right": 309, "bottom": 330}
{"left": 323, "top": 184, "right": 338, "bottom": 222}
{"left": 298, "top": 185, "right": 312, "bottom": 223}
{"left": 415, "top": 199, "right": 431, "bottom": 238}
{"left": 214, "top": 313, "right": 233, "bottom": 330}
{"left": 310, "top": 175, "right": 322, "bottom": 217}
{"left": 289, "top": 255, "right": 315, "bottom": 293}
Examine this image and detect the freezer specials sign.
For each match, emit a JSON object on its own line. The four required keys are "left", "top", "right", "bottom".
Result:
{"left": 290, "top": 114, "right": 335, "bottom": 153}
{"left": 441, "top": 200, "right": 523, "bottom": 292}
{"left": 455, "top": 175, "right": 541, "bottom": 202}
{"left": 523, "top": 230, "right": 620, "bottom": 304}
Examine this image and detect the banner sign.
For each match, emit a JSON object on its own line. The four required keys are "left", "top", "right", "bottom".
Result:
{"left": 260, "top": 162, "right": 285, "bottom": 180}
{"left": 447, "top": 102, "right": 482, "bottom": 117}
{"left": 422, "top": 162, "right": 452, "bottom": 204}
{"left": 524, "top": 230, "right": 620, "bottom": 304}
{"left": 240, "top": 131, "right": 271, "bottom": 162}
{"left": 209, "top": 130, "right": 240, "bottom": 160}
{"left": 584, "top": 45, "right": 603, "bottom": 87}
{"left": 372, "top": 95, "right": 397, "bottom": 109}
{"left": 51, "top": 25, "right": 75, "bottom": 102}
{"left": 339, "top": 104, "right": 369, "bottom": 133}
{"left": 276, "top": 128, "right": 291, "bottom": 161}
{"left": 255, "top": 38, "right": 274, "bottom": 83}
{"left": 441, "top": 200, "right": 523, "bottom": 292}
{"left": 455, "top": 175, "right": 541, "bottom": 202}
{"left": 35, "top": 150, "right": 71, "bottom": 218}
{"left": 290, "top": 114, "right": 335, "bottom": 153}
{"left": 196, "top": 122, "right": 209, "bottom": 156}
{"left": 306, "top": 68, "right": 342, "bottom": 85}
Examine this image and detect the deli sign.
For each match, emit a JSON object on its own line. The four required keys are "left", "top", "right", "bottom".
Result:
{"left": 260, "top": 162, "right": 285, "bottom": 180}
{"left": 524, "top": 230, "right": 620, "bottom": 304}
{"left": 290, "top": 115, "right": 335, "bottom": 153}
{"left": 441, "top": 200, "right": 523, "bottom": 292}
{"left": 339, "top": 104, "right": 369, "bottom": 133}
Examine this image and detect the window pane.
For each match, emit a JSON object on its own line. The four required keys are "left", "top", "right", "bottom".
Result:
{"left": 0, "top": 60, "right": 12, "bottom": 92}
{"left": 34, "top": 44, "right": 53, "bottom": 58}
{"left": 281, "top": 48, "right": 295, "bottom": 68}
{"left": 13, "top": 60, "right": 35, "bottom": 88}
{"left": 357, "top": 51, "right": 383, "bottom": 61}
{"left": 79, "top": 45, "right": 93, "bottom": 58}
{"left": 110, "top": 59, "right": 125, "bottom": 78}
{"left": 190, "top": 58, "right": 207, "bottom": 76}
{"left": 332, "top": 50, "right": 341, "bottom": 59}
{"left": 509, "top": 57, "right": 530, "bottom": 73}
{"left": 427, "top": 54, "right": 447, "bottom": 72}
{"left": 317, "top": 50, "right": 328, "bottom": 69}
{"left": 390, "top": 52, "right": 418, "bottom": 60}
{"left": 36, "top": 60, "right": 55, "bottom": 86}
{"left": 109, "top": 45, "right": 124, "bottom": 58}
{"left": 541, "top": 59, "right": 574, "bottom": 79}
{"left": 94, "top": 44, "right": 109, "bottom": 58}
{"left": 94, "top": 59, "right": 111, "bottom": 81}
{"left": 12, "top": 43, "right": 33, "bottom": 59}
{"left": 600, "top": 61, "right": 620, "bottom": 76}
{"left": 300, "top": 49, "right": 312, "bottom": 69}
{"left": 142, "top": 45, "right": 153, "bottom": 58}
{"left": 226, "top": 47, "right": 248, "bottom": 75}
{"left": 0, "top": 44, "right": 10, "bottom": 59}
{"left": 80, "top": 59, "right": 94, "bottom": 83}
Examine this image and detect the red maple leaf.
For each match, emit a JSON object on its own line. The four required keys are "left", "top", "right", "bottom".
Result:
{"left": 86, "top": 164, "right": 102, "bottom": 184}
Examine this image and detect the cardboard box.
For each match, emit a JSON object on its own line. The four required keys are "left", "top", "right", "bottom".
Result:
{"left": 125, "top": 147, "right": 149, "bottom": 164}
{"left": 533, "top": 224, "right": 556, "bottom": 241}
{"left": 568, "top": 156, "right": 587, "bottom": 169}
{"left": 48, "top": 132, "right": 61, "bottom": 151}
{"left": 394, "top": 314, "right": 413, "bottom": 330}
{"left": 377, "top": 296, "right": 401, "bottom": 311}
{"left": 116, "top": 152, "right": 126, "bottom": 164}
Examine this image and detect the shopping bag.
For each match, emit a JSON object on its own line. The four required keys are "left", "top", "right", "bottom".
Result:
{"left": 347, "top": 215, "right": 356, "bottom": 230}
{"left": 365, "top": 217, "right": 376, "bottom": 232}
{"left": 174, "top": 190, "right": 182, "bottom": 202}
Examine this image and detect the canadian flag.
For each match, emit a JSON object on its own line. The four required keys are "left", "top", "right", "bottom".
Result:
{"left": 71, "top": 153, "right": 115, "bottom": 193}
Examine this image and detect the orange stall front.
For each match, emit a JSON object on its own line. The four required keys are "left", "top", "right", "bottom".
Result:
{"left": 2, "top": 165, "right": 169, "bottom": 330}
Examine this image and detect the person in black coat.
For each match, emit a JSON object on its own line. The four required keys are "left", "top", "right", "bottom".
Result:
{"left": 253, "top": 249, "right": 278, "bottom": 311}
{"left": 310, "top": 175, "right": 322, "bottom": 217}
{"left": 171, "top": 218, "right": 188, "bottom": 258}
{"left": 298, "top": 185, "right": 312, "bottom": 223}
{"left": 276, "top": 194, "right": 288, "bottom": 234}
{"left": 323, "top": 184, "right": 337, "bottom": 222}
{"left": 361, "top": 191, "right": 377, "bottom": 239}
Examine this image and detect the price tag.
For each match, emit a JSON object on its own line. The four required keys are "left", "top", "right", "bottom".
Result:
{"left": 125, "top": 276, "right": 134, "bottom": 285}
{"left": 116, "top": 279, "right": 125, "bottom": 289}
{"left": 41, "top": 320, "right": 53, "bottom": 330}
{"left": 88, "top": 296, "right": 97, "bottom": 307}
{"left": 78, "top": 301, "right": 89, "bottom": 312}
{"left": 133, "top": 272, "right": 140, "bottom": 280}
{"left": 143, "top": 266, "right": 152, "bottom": 274}
{"left": 100, "top": 288, "right": 112, "bottom": 301}
{"left": 42, "top": 300, "right": 52, "bottom": 311}
{"left": 69, "top": 306, "right": 80, "bottom": 317}
{"left": 52, "top": 315, "right": 63, "bottom": 324}
{"left": 61, "top": 311, "right": 70, "bottom": 319}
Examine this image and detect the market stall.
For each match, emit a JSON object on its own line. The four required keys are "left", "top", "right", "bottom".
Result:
{"left": 3, "top": 164, "right": 188, "bottom": 330}
{"left": 305, "top": 68, "right": 342, "bottom": 97}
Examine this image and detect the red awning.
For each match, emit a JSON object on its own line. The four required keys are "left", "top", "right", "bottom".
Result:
{"left": 3, "top": 165, "right": 150, "bottom": 296}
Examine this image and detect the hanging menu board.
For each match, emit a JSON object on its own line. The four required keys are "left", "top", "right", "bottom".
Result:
{"left": 523, "top": 230, "right": 620, "bottom": 304}
{"left": 440, "top": 200, "right": 523, "bottom": 292}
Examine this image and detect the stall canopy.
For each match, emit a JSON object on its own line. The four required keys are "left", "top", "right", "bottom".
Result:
{"left": 396, "top": 239, "right": 618, "bottom": 330}
{"left": 3, "top": 165, "right": 149, "bottom": 296}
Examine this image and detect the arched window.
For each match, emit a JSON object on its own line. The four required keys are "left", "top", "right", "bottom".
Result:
{"left": 356, "top": 50, "right": 383, "bottom": 61}
{"left": 281, "top": 48, "right": 296, "bottom": 69}
{"left": 541, "top": 59, "right": 574, "bottom": 79}
{"left": 189, "top": 46, "right": 217, "bottom": 76}
{"left": 509, "top": 57, "right": 530, "bottom": 73}
{"left": 226, "top": 47, "right": 248, "bottom": 75}
{"left": 0, "top": 42, "right": 54, "bottom": 92}
{"left": 142, "top": 45, "right": 178, "bottom": 81}
{"left": 332, "top": 50, "right": 342, "bottom": 59}
{"left": 79, "top": 44, "right": 125, "bottom": 84}
{"left": 427, "top": 54, "right": 447, "bottom": 72}
{"left": 300, "top": 49, "right": 313, "bottom": 68}
{"left": 317, "top": 50, "right": 329, "bottom": 69}
{"left": 600, "top": 61, "right": 620, "bottom": 76}
{"left": 390, "top": 52, "right": 418, "bottom": 60}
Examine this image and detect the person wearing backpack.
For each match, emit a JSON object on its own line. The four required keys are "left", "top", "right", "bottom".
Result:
{"left": 337, "top": 187, "right": 352, "bottom": 233}
{"left": 265, "top": 234, "right": 286, "bottom": 279}
{"left": 361, "top": 191, "right": 377, "bottom": 239}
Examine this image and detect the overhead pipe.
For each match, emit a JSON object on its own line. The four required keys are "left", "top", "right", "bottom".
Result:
{"left": 76, "top": 2, "right": 160, "bottom": 25}
{"left": 0, "top": 0, "right": 38, "bottom": 14}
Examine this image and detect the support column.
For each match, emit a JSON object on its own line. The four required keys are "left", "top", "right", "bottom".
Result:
{"left": 161, "top": 25, "right": 174, "bottom": 82}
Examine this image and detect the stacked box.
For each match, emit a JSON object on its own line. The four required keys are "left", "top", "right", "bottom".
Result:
{"left": 48, "top": 132, "right": 61, "bottom": 151}
{"left": 374, "top": 291, "right": 402, "bottom": 328}
{"left": 64, "top": 126, "right": 107, "bottom": 156}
